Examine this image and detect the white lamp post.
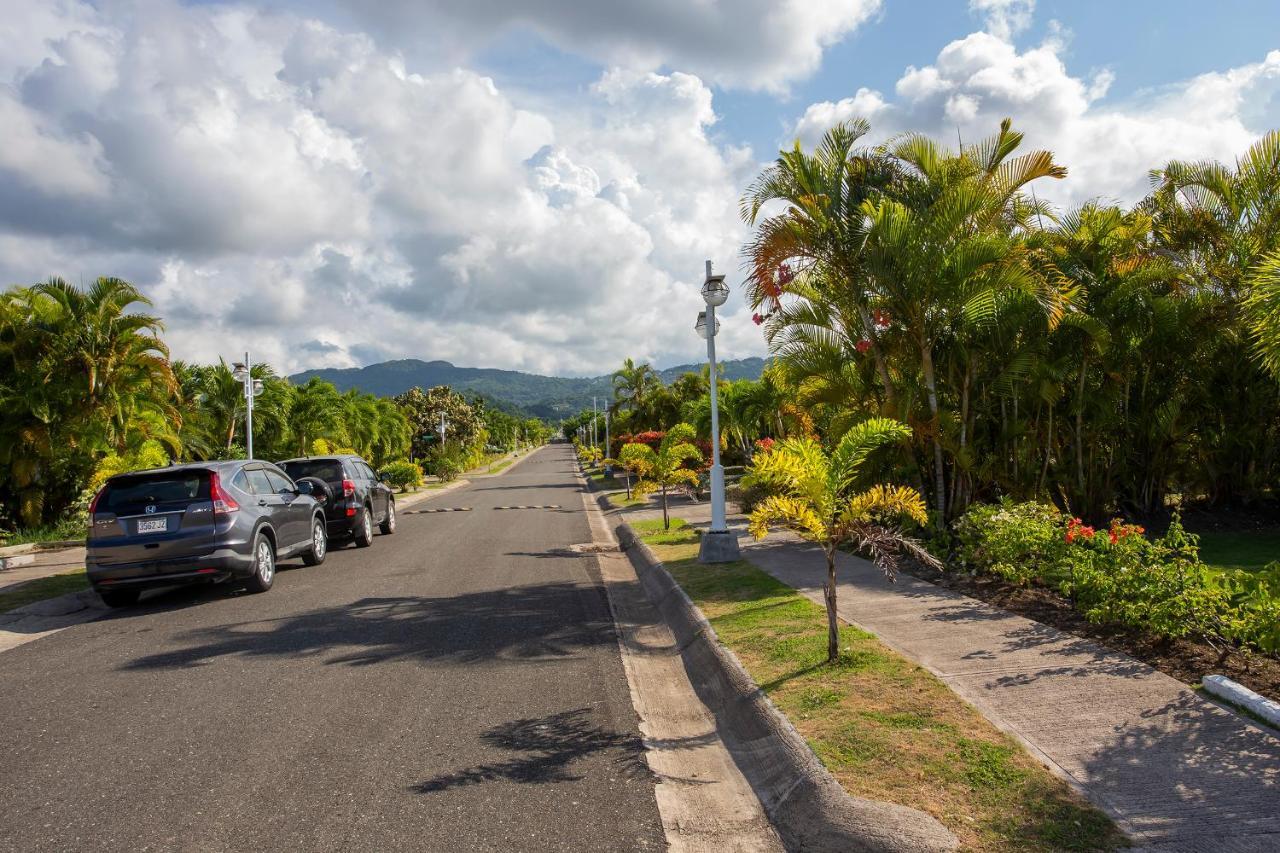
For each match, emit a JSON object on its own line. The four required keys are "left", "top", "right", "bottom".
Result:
{"left": 230, "top": 352, "right": 262, "bottom": 460}
{"left": 696, "top": 260, "right": 741, "bottom": 563}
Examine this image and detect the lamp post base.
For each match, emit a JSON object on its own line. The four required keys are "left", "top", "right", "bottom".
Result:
{"left": 698, "top": 529, "right": 741, "bottom": 563}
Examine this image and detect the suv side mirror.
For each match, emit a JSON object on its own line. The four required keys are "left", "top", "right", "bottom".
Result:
{"left": 378, "top": 472, "right": 390, "bottom": 483}
{"left": 296, "top": 480, "right": 314, "bottom": 496}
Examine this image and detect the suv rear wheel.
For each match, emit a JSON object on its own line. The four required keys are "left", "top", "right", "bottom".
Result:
{"left": 244, "top": 532, "right": 276, "bottom": 593}
{"left": 379, "top": 500, "right": 396, "bottom": 535}
{"left": 354, "top": 507, "right": 374, "bottom": 548}
{"left": 302, "top": 516, "right": 328, "bottom": 566}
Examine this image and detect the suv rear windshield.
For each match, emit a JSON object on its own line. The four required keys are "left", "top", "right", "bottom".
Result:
{"left": 100, "top": 471, "right": 210, "bottom": 514}
{"left": 280, "top": 459, "right": 345, "bottom": 482}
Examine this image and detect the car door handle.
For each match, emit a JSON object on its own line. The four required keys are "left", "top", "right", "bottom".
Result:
{"left": 258, "top": 499, "right": 268, "bottom": 506}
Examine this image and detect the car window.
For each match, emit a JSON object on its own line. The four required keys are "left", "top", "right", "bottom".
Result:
{"left": 359, "top": 462, "right": 377, "bottom": 480}
{"left": 101, "top": 472, "right": 210, "bottom": 514}
{"left": 231, "top": 470, "right": 250, "bottom": 494}
{"left": 280, "top": 459, "right": 343, "bottom": 482}
{"left": 265, "top": 469, "right": 294, "bottom": 493}
{"left": 245, "top": 467, "right": 274, "bottom": 495}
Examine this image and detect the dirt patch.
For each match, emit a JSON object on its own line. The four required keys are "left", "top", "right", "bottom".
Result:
{"left": 910, "top": 563, "right": 1280, "bottom": 705}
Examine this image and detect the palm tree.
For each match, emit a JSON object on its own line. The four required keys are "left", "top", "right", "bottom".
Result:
{"left": 286, "top": 378, "right": 345, "bottom": 457}
{"left": 619, "top": 423, "right": 702, "bottom": 530}
{"left": 611, "top": 358, "right": 660, "bottom": 421}
{"left": 743, "top": 418, "right": 939, "bottom": 662}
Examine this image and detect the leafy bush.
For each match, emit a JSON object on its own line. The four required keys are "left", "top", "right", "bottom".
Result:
{"left": 954, "top": 499, "right": 1065, "bottom": 585}
{"left": 427, "top": 441, "right": 467, "bottom": 482}
{"left": 379, "top": 460, "right": 424, "bottom": 492}
{"left": 955, "top": 500, "right": 1280, "bottom": 656}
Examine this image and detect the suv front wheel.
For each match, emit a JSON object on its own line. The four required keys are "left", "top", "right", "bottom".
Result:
{"left": 354, "top": 507, "right": 374, "bottom": 548}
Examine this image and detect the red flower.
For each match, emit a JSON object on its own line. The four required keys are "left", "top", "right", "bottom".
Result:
{"left": 753, "top": 313, "right": 764, "bottom": 325}
{"left": 855, "top": 339, "right": 872, "bottom": 353}
{"left": 777, "top": 263, "right": 794, "bottom": 285}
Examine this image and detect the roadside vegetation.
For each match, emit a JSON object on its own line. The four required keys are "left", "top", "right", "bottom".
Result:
{"left": 0, "top": 278, "right": 551, "bottom": 541}
{"left": 569, "top": 119, "right": 1280, "bottom": 676}
{"left": 634, "top": 519, "right": 1123, "bottom": 852}
{"left": 0, "top": 571, "right": 89, "bottom": 614}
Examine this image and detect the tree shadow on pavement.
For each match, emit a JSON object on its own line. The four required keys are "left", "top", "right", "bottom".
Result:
{"left": 412, "top": 707, "right": 652, "bottom": 793}
{"left": 1077, "top": 690, "right": 1280, "bottom": 847}
{"left": 120, "top": 581, "right": 619, "bottom": 671}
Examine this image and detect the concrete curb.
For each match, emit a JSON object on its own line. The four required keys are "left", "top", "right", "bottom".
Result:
{"left": 1203, "top": 675, "right": 1280, "bottom": 729}
{"left": 0, "top": 540, "right": 83, "bottom": 559}
{"left": 611, "top": 509, "right": 958, "bottom": 853}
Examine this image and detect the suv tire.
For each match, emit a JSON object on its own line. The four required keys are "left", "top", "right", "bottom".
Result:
{"left": 354, "top": 507, "right": 374, "bottom": 548}
{"left": 99, "top": 589, "right": 140, "bottom": 608}
{"left": 302, "top": 516, "right": 328, "bottom": 566}
{"left": 244, "top": 532, "right": 276, "bottom": 593}
{"left": 379, "top": 500, "right": 396, "bottom": 535}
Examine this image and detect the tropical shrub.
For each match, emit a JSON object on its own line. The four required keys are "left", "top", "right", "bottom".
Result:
{"left": 954, "top": 499, "right": 1065, "bottom": 586}
{"left": 743, "top": 418, "right": 939, "bottom": 662}
{"left": 955, "top": 500, "right": 1280, "bottom": 655}
{"left": 619, "top": 423, "right": 702, "bottom": 530}
{"left": 427, "top": 440, "right": 467, "bottom": 482}
{"left": 379, "top": 460, "right": 424, "bottom": 492}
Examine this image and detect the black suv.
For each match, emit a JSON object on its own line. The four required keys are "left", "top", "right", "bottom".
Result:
{"left": 278, "top": 455, "right": 396, "bottom": 547}
{"left": 86, "top": 461, "right": 328, "bottom": 607}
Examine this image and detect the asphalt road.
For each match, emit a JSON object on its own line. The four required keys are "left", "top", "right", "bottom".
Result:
{"left": 0, "top": 444, "right": 665, "bottom": 852}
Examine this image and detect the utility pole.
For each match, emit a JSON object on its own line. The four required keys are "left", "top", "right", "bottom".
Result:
{"left": 697, "top": 259, "right": 741, "bottom": 563}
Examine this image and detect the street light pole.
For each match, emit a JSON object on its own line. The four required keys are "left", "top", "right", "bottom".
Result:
{"left": 232, "top": 352, "right": 256, "bottom": 459}
{"left": 696, "top": 260, "right": 741, "bottom": 563}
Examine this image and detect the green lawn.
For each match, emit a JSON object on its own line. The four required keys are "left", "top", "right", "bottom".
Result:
{"left": 1197, "top": 530, "right": 1280, "bottom": 573}
{"left": 632, "top": 518, "right": 1123, "bottom": 852}
{"left": 607, "top": 492, "right": 646, "bottom": 509}
{"left": 0, "top": 570, "right": 90, "bottom": 614}
{"left": 0, "top": 518, "right": 85, "bottom": 548}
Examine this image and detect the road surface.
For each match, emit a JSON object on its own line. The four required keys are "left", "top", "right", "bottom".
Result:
{"left": 0, "top": 444, "right": 665, "bottom": 851}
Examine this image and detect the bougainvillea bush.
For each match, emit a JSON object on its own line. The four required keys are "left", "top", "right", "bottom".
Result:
{"left": 954, "top": 499, "right": 1280, "bottom": 655}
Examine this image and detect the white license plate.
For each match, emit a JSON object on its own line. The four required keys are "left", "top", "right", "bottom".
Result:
{"left": 137, "top": 518, "right": 168, "bottom": 534}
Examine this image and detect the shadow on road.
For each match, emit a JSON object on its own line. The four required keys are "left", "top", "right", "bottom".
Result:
{"left": 120, "top": 581, "right": 618, "bottom": 671}
{"left": 413, "top": 707, "right": 651, "bottom": 793}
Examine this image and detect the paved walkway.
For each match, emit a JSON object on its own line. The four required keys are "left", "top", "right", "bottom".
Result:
{"left": 620, "top": 496, "right": 1280, "bottom": 852}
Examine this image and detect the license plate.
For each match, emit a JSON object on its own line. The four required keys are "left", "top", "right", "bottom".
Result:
{"left": 137, "top": 518, "right": 168, "bottom": 534}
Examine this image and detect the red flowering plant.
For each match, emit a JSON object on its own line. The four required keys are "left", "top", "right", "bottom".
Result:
{"left": 753, "top": 437, "right": 776, "bottom": 456}
{"left": 855, "top": 339, "right": 872, "bottom": 354}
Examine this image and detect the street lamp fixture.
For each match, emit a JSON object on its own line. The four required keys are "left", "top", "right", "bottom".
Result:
{"left": 701, "top": 274, "right": 729, "bottom": 307}
{"left": 695, "top": 261, "right": 741, "bottom": 564}
{"left": 232, "top": 352, "right": 255, "bottom": 459}
{"left": 694, "top": 310, "right": 720, "bottom": 340}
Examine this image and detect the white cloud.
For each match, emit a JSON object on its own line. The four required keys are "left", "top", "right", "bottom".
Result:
{"left": 0, "top": 0, "right": 761, "bottom": 377}
{"left": 295, "top": 0, "right": 882, "bottom": 93}
{"left": 969, "top": 0, "right": 1035, "bottom": 42}
{"left": 794, "top": 30, "right": 1280, "bottom": 210}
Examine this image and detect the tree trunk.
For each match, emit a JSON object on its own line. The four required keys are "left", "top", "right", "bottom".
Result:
{"left": 1075, "top": 352, "right": 1088, "bottom": 501}
{"left": 858, "top": 305, "right": 897, "bottom": 414}
{"left": 824, "top": 546, "right": 840, "bottom": 663}
{"left": 920, "top": 343, "right": 947, "bottom": 528}
{"left": 661, "top": 484, "right": 669, "bottom": 530}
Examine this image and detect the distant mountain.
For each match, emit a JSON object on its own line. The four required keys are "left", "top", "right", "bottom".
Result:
{"left": 289, "top": 357, "right": 768, "bottom": 420}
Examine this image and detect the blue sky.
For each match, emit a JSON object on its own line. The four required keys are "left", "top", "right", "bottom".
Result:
{"left": 2, "top": 0, "right": 1278, "bottom": 375}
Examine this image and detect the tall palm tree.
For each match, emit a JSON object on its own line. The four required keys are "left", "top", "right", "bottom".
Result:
{"left": 743, "top": 418, "right": 939, "bottom": 661}
{"left": 611, "top": 358, "right": 660, "bottom": 421}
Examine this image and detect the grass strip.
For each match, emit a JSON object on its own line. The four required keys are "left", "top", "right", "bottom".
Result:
{"left": 633, "top": 518, "right": 1124, "bottom": 852}
{"left": 0, "top": 570, "right": 90, "bottom": 614}
{"left": 1196, "top": 530, "right": 1280, "bottom": 574}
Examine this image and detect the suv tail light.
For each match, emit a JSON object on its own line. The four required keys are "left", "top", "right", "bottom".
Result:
{"left": 210, "top": 471, "right": 240, "bottom": 515}
{"left": 86, "top": 486, "right": 105, "bottom": 528}
{"left": 342, "top": 478, "right": 356, "bottom": 516}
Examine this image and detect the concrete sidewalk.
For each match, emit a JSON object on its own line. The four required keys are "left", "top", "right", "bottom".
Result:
{"left": 620, "top": 497, "right": 1280, "bottom": 852}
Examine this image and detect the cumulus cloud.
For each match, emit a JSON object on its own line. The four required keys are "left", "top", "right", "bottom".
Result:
{"left": 0, "top": 0, "right": 759, "bottom": 376}
{"left": 969, "top": 0, "right": 1035, "bottom": 41}
{"left": 287, "top": 0, "right": 881, "bottom": 92}
{"left": 794, "top": 29, "right": 1280, "bottom": 209}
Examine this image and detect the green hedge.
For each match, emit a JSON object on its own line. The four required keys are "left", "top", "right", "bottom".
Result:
{"left": 954, "top": 499, "right": 1280, "bottom": 655}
